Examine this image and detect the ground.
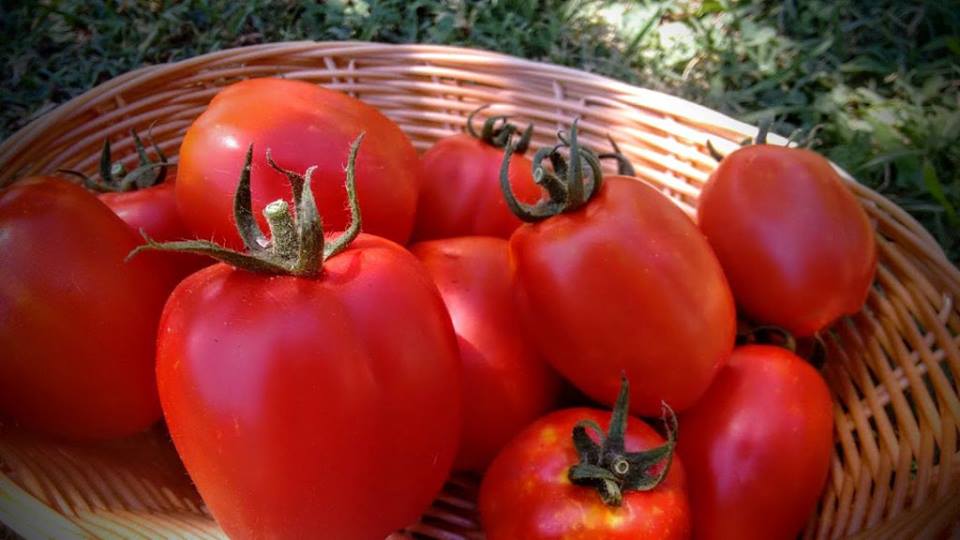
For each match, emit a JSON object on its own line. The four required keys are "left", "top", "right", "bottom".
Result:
{"left": 1, "top": 0, "right": 958, "bottom": 259}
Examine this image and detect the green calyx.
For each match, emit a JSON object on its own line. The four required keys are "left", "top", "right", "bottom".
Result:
{"left": 61, "top": 127, "right": 169, "bottom": 192}
{"left": 736, "top": 324, "right": 798, "bottom": 353}
{"left": 466, "top": 104, "right": 534, "bottom": 154}
{"left": 707, "top": 117, "right": 773, "bottom": 163}
{"left": 568, "top": 375, "right": 678, "bottom": 507}
{"left": 500, "top": 119, "right": 605, "bottom": 222}
{"left": 128, "top": 133, "right": 366, "bottom": 278}
{"left": 597, "top": 134, "right": 636, "bottom": 177}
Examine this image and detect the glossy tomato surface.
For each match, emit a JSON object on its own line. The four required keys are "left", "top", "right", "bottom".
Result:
{"left": 510, "top": 176, "right": 735, "bottom": 416}
{"left": 411, "top": 236, "right": 561, "bottom": 471}
{"left": 0, "top": 178, "right": 177, "bottom": 439}
{"left": 414, "top": 134, "right": 541, "bottom": 240}
{"left": 156, "top": 234, "right": 461, "bottom": 540}
{"left": 677, "top": 345, "right": 834, "bottom": 540}
{"left": 176, "top": 78, "right": 421, "bottom": 247}
{"left": 479, "top": 407, "right": 691, "bottom": 540}
{"left": 697, "top": 145, "right": 876, "bottom": 336}
{"left": 99, "top": 178, "right": 209, "bottom": 279}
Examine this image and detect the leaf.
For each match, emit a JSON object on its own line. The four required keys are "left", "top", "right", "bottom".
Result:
{"left": 697, "top": 1, "right": 724, "bottom": 17}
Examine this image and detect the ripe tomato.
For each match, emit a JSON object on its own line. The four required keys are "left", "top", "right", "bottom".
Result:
{"left": 176, "top": 78, "right": 421, "bottom": 247}
{"left": 410, "top": 236, "right": 562, "bottom": 471}
{"left": 99, "top": 178, "right": 209, "bottom": 279}
{"left": 414, "top": 128, "right": 540, "bottom": 240}
{"left": 153, "top": 138, "right": 461, "bottom": 539}
{"left": 510, "top": 175, "right": 735, "bottom": 415}
{"left": 0, "top": 177, "right": 178, "bottom": 439}
{"left": 677, "top": 345, "right": 834, "bottom": 540}
{"left": 479, "top": 379, "right": 690, "bottom": 540}
{"left": 697, "top": 144, "right": 876, "bottom": 337}
{"left": 158, "top": 234, "right": 461, "bottom": 539}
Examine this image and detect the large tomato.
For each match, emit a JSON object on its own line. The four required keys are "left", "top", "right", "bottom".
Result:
{"left": 507, "top": 141, "right": 735, "bottom": 415}
{"left": 479, "top": 378, "right": 690, "bottom": 540}
{"left": 410, "top": 236, "right": 561, "bottom": 471}
{"left": 100, "top": 178, "right": 209, "bottom": 279}
{"left": 413, "top": 115, "right": 541, "bottom": 240}
{"left": 176, "top": 78, "right": 421, "bottom": 247}
{"left": 697, "top": 144, "right": 876, "bottom": 336}
{"left": 677, "top": 345, "right": 834, "bottom": 540}
{"left": 0, "top": 178, "right": 178, "bottom": 439}
{"left": 153, "top": 139, "right": 461, "bottom": 539}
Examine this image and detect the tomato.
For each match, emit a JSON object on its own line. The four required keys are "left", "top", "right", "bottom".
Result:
{"left": 410, "top": 236, "right": 562, "bottom": 471}
{"left": 414, "top": 130, "right": 540, "bottom": 240}
{"left": 99, "top": 177, "right": 209, "bottom": 279}
{"left": 697, "top": 144, "right": 876, "bottom": 337}
{"left": 479, "top": 378, "right": 690, "bottom": 540}
{"left": 677, "top": 345, "right": 834, "bottom": 540}
{"left": 176, "top": 78, "right": 421, "bottom": 247}
{"left": 501, "top": 124, "right": 734, "bottom": 416}
{"left": 0, "top": 178, "right": 178, "bottom": 439}
{"left": 153, "top": 138, "right": 461, "bottom": 539}
{"left": 509, "top": 174, "right": 735, "bottom": 415}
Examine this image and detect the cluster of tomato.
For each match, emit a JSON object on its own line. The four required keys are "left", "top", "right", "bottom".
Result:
{"left": 0, "top": 78, "right": 877, "bottom": 540}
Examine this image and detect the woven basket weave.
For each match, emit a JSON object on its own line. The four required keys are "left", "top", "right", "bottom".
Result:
{"left": 1, "top": 41, "right": 959, "bottom": 540}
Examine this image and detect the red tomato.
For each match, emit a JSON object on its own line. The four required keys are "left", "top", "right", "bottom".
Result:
{"left": 479, "top": 406, "right": 690, "bottom": 539}
{"left": 677, "top": 345, "right": 834, "bottom": 540}
{"left": 156, "top": 233, "right": 462, "bottom": 540}
{"left": 176, "top": 78, "right": 421, "bottom": 247}
{"left": 697, "top": 145, "right": 876, "bottom": 337}
{"left": 511, "top": 176, "right": 735, "bottom": 416}
{"left": 410, "top": 236, "right": 562, "bottom": 471}
{"left": 99, "top": 177, "right": 209, "bottom": 279}
{"left": 0, "top": 178, "right": 178, "bottom": 439}
{"left": 414, "top": 134, "right": 541, "bottom": 240}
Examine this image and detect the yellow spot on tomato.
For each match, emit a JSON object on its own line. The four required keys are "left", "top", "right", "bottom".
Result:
{"left": 540, "top": 426, "right": 558, "bottom": 444}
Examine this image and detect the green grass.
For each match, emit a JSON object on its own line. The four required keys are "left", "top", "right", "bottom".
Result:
{"left": 2, "top": 0, "right": 958, "bottom": 259}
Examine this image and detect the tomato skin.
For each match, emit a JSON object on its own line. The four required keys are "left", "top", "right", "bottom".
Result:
{"left": 677, "top": 345, "right": 833, "bottom": 540}
{"left": 98, "top": 178, "right": 209, "bottom": 279}
{"left": 410, "top": 236, "right": 562, "bottom": 471}
{"left": 176, "top": 78, "right": 421, "bottom": 247}
{"left": 156, "top": 234, "right": 461, "bottom": 540}
{"left": 413, "top": 134, "right": 541, "bottom": 240}
{"left": 510, "top": 176, "right": 736, "bottom": 416}
{"left": 0, "top": 178, "right": 177, "bottom": 439}
{"left": 479, "top": 407, "right": 691, "bottom": 540}
{"left": 697, "top": 145, "right": 876, "bottom": 337}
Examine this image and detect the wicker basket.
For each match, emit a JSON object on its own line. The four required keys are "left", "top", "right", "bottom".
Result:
{"left": 1, "top": 41, "right": 959, "bottom": 540}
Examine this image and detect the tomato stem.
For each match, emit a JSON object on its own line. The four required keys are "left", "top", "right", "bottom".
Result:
{"left": 60, "top": 128, "right": 169, "bottom": 192}
{"left": 266, "top": 149, "right": 306, "bottom": 208}
{"left": 465, "top": 104, "right": 533, "bottom": 153}
{"left": 321, "top": 133, "right": 364, "bottom": 261}
{"left": 756, "top": 118, "right": 770, "bottom": 145}
{"left": 706, "top": 139, "right": 725, "bottom": 162}
{"left": 293, "top": 165, "right": 324, "bottom": 276}
{"left": 737, "top": 324, "right": 798, "bottom": 354}
{"left": 234, "top": 144, "right": 270, "bottom": 251}
{"left": 567, "top": 375, "right": 677, "bottom": 507}
{"left": 565, "top": 123, "right": 585, "bottom": 207}
{"left": 128, "top": 133, "right": 366, "bottom": 278}
{"left": 263, "top": 199, "right": 297, "bottom": 260}
{"left": 597, "top": 134, "right": 636, "bottom": 177}
{"left": 500, "top": 119, "right": 604, "bottom": 222}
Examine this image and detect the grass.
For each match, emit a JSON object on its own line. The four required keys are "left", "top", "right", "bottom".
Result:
{"left": 1, "top": 0, "right": 958, "bottom": 259}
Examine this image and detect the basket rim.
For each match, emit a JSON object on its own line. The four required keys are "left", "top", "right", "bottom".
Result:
{"left": 0, "top": 40, "right": 774, "bottom": 168}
